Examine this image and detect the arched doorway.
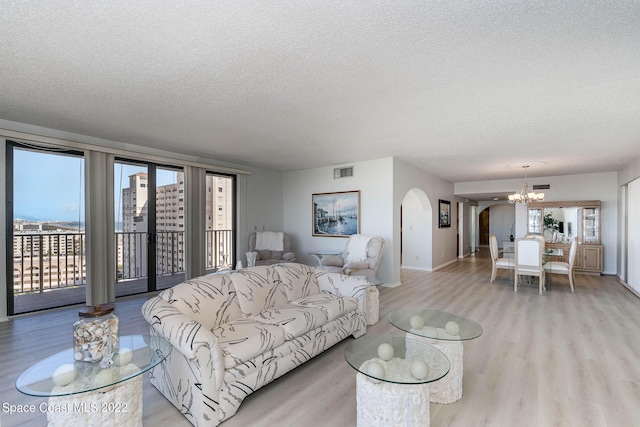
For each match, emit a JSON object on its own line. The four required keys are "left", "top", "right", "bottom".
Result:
{"left": 477, "top": 203, "right": 515, "bottom": 249}
{"left": 401, "top": 188, "right": 432, "bottom": 270}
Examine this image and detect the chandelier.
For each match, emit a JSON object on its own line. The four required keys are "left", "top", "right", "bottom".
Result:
{"left": 508, "top": 165, "right": 544, "bottom": 204}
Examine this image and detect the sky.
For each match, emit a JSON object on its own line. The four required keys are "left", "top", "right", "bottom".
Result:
{"left": 314, "top": 192, "right": 359, "bottom": 217}
{"left": 13, "top": 148, "right": 178, "bottom": 223}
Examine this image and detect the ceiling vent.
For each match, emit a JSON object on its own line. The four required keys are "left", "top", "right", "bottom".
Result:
{"left": 334, "top": 166, "right": 354, "bottom": 179}
{"left": 533, "top": 184, "right": 550, "bottom": 190}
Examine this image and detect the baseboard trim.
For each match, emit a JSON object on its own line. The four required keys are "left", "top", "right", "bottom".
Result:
{"left": 433, "top": 259, "right": 459, "bottom": 271}
{"left": 401, "top": 266, "right": 433, "bottom": 272}
{"left": 619, "top": 278, "right": 640, "bottom": 299}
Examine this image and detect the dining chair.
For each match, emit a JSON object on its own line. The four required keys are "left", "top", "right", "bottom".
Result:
{"left": 543, "top": 236, "right": 578, "bottom": 292}
{"left": 526, "top": 234, "right": 546, "bottom": 251}
{"left": 514, "top": 237, "right": 545, "bottom": 295}
{"left": 489, "top": 235, "right": 514, "bottom": 282}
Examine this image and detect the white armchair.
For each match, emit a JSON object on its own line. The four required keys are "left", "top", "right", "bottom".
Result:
{"left": 248, "top": 231, "right": 297, "bottom": 266}
{"left": 317, "top": 235, "right": 384, "bottom": 280}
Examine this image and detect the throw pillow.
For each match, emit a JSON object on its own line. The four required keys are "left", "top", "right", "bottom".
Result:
{"left": 344, "top": 261, "right": 370, "bottom": 270}
{"left": 320, "top": 255, "right": 344, "bottom": 267}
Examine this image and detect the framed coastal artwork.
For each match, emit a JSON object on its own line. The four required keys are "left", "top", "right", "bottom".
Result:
{"left": 312, "top": 191, "right": 360, "bottom": 237}
{"left": 439, "top": 199, "right": 451, "bottom": 228}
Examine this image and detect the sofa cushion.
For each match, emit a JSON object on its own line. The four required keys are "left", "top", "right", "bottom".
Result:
{"left": 291, "top": 293, "right": 358, "bottom": 322}
{"left": 274, "top": 264, "right": 320, "bottom": 301}
{"left": 158, "top": 274, "right": 242, "bottom": 329}
{"left": 250, "top": 305, "right": 327, "bottom": 340}
{"left": 212, "top": 318, "right": 287, "bottom": 369}
{"left": 230, "top": 266, "right": 288, "bottom": 317}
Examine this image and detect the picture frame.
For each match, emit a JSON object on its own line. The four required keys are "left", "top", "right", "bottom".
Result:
{"left": 312, "top": 191, "right": 360, "bottom": 237}
{"left": 439, "top": 199, "right": 451, "bottom": 228}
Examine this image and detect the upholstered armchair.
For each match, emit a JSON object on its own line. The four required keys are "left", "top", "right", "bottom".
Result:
{"left": 248, "top": 231, "right": 297, "bottom": 266}
{"left": 317, "top": 234, "right": 384, "bottom": 280}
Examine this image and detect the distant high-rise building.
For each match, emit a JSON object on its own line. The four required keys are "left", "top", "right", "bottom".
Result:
{"left": 120, "top": 172, "right": 233, "bottom": 278}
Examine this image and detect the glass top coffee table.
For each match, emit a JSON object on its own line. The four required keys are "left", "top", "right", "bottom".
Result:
{"left": 388, "top": 308, "right": 482, "bottom": 404}
{"left": 388, "top": 308, "right": 483, "bottom": 341}
{"left": 16, "top": 334, "right": 171, "bottom": 426}
{"left": 344, "top": 335, "right": 450, "bottom": 426}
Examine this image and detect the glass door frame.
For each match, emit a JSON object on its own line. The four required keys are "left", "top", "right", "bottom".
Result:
{"left": 5, "top": 141, "right": 85, "bottom": 315}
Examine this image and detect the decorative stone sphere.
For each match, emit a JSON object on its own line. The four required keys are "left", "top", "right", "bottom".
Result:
{"left": 367, "top": 361, "right": 385, "bottom": 380}
{"left": 410, "top": 359, "right": 430, "bottom": 380}
{"left": 377, "top": 343, "right": 394, "bottom": 361}
{"left": 409, "top": 315, "right": 425, "bottom": 330}
{"left": 114, "top": 347, "right": 133, "bottom": 366}
{"left": 445, "top": 321, "right": 460, "bottom": 336}
{"left": 52, "top": 364, "right": 76, "bottom": 386}
{"left": 94, "top": 368, "right": 119, "bottom": 392}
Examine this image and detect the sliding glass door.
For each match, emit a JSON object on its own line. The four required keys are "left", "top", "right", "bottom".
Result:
{"left": 205, "top": 172, "right": 235, "bottom": 272}
{"left": 6, "top": 141, "right": 85, "bottom": 315}
{"left": 114, "top": 160, "right": 187, "bottom": 296}
{"left": 5, "top": 145, "right": 237, "bottom": 314}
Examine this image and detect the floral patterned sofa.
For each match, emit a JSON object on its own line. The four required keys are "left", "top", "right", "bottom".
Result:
{"left": 141, "top": 263, "right": 369, "bottom": 426}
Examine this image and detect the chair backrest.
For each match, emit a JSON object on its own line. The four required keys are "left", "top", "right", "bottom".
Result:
{"left": 489, "top": 235, "right": 499, "bottom": 261}
{"left": 248, "top": 231, "right": 292, "bottom": 253}
{"left": 526, "top": 234, "right": 546, "bottom": 251}
{"left": 568, "top": 236, "right": 578, "bottom": 267}
{"left": 515, "top": 238, "right": 543, "bottom": 268}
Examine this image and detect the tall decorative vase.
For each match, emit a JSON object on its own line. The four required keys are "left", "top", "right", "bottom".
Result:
{"left": 246, "top": 252, "right": 257, "bottom": 267}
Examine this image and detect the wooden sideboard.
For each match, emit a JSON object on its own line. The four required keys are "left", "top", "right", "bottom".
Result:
{"left": 545, "top": 242, "right": 603, "bottom": 274}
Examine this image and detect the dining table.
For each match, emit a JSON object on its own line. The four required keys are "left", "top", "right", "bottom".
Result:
{"left": 500, "top": 246, "right": 564, "bottom": 290}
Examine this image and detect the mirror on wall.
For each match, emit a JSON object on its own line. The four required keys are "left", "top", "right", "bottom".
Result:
{"left": 527, "top": 201, "right": 600, "bottom": 244}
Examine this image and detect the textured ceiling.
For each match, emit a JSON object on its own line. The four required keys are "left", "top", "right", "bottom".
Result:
{"left": 1, "top": 1, "right": 639, "bottom": 183}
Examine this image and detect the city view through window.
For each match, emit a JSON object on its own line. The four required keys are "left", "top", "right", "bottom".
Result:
{"left": 9, "top": 146, "right": 234, "bottom": 314}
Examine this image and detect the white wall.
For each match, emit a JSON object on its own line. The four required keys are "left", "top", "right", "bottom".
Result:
{"left": 283, "top": 158, "right": 394, "bottom": 284}
{"left": 457, "top": 172, "right": 619, "bottom": 274}
{"left": 392, "top": 158, "right": 459, "bottom": 278}
{"left": 488, "top": 204, "right": 515, "bottom": 246}
{"left": 237, "top": 169, "right": 285, "bottom": 263}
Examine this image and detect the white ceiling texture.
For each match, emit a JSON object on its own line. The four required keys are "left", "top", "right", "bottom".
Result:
{"left": 1, "top": 1, "right": 639, "bottom": 186}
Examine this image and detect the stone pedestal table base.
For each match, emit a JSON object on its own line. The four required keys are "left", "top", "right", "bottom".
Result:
{"left": 356, "top": 372, "right": 430, "bottom": 427}
{"left": 366, "top": 286, "right": 379, "bottom": 325}
{"left": 406, "top": 335, "right": 464, "bottom": 404}
{"left": 46, "top": 375, "right": 143, "bottom": 427}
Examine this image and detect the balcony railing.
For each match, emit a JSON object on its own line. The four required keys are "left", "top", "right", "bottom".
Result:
{"left": 12, "top": 230, "right": 234, "bottom": 295}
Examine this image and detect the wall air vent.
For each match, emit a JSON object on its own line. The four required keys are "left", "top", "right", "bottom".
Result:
{"left": 334, "top": 166, "right": 354, "bottom": 179}
{"left": 533, "top": 184, "right": 550, "bottom": 190}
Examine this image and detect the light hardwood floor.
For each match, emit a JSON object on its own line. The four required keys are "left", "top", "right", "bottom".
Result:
{"left": 2, "top": 250, "right": 639, "bottom": 427}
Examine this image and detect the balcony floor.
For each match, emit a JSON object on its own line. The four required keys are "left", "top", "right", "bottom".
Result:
{"left": 12, "top": 273, "right": 187, "bottom": 314}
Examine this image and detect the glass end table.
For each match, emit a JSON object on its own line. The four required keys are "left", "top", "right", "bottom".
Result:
{"left": 344, "top": 335, "right": 450, "bottom": 427}
{"left": 16, "top": 334, "right": 171, "bottom": 426}
{"left": 388, "top": 308, "right": 482, "bottom": 404}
